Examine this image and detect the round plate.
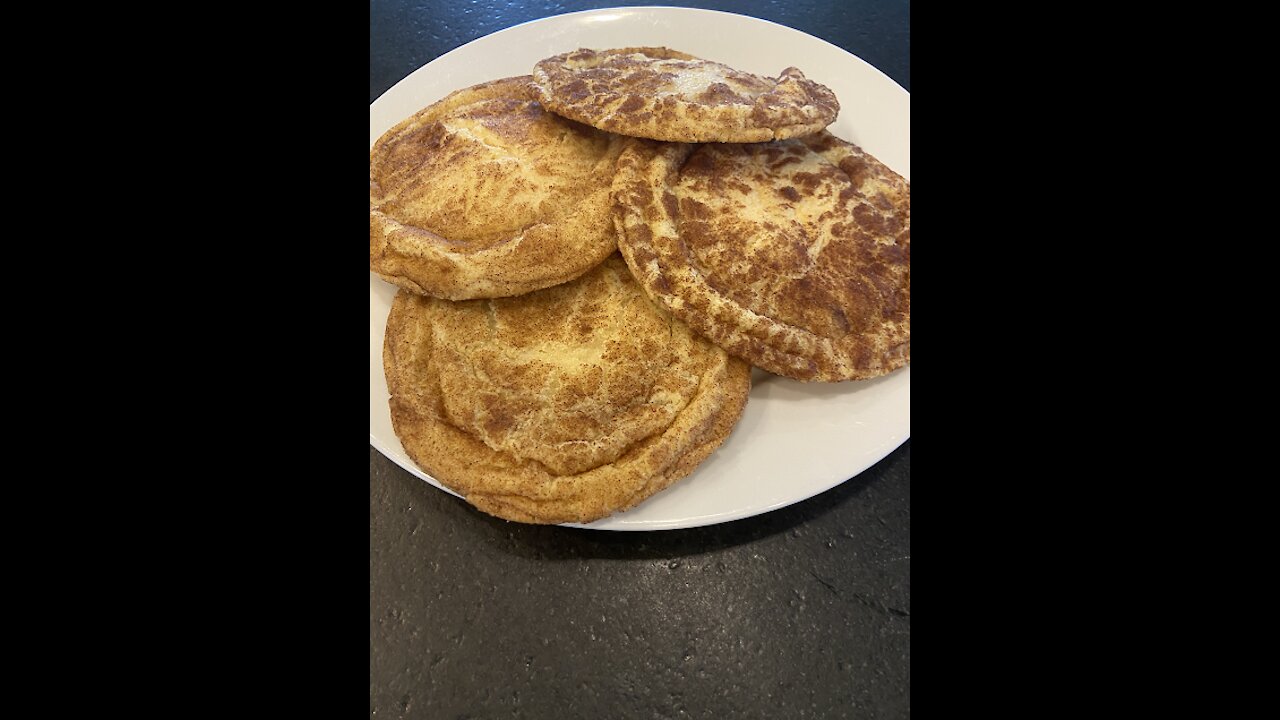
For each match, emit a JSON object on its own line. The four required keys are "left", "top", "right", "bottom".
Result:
{"left": 369, "top": 6, "right": 910, "bottom": 530}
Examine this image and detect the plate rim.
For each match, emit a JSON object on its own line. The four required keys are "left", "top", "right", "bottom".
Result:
{"left": 370, "top": 6, "right": 909, "bottom": 114}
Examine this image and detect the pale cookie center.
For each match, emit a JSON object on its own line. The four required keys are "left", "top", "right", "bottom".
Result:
{"left": 382, "top": 105, "right": 611, "bottom": 247}
{"left": 438, "top": 266, "right": 702, "bottom": 476}
{"left": 645, "top": 59, "right": 762, "bottom": 100}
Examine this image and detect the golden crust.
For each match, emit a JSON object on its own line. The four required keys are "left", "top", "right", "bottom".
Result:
{"left": 532, "top": 47, "right": 838, "bottom": 143}
{"left": 612, "top": 132, "right": 910, "bottom": 382}
{"left": 383, "top": 255, "right": 752, "bottom": 524}
{"left": 370, "top": 76, "right": 627, "bottom": 300}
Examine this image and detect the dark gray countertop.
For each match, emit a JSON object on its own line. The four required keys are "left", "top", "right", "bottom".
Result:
{"left": 370, "top": 2, "right": 910, "bottom": 716}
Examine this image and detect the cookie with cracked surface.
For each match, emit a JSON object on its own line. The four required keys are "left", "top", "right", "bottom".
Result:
{"left": 370, "top": 76, "right": 627, "bottom": 300}
{"left": 383, "top": 254, "right": 752, "bottom": 525}
{"left": 532, "top": 47, "right": 838, "bottom": 143}
{"left": 612, "top": 131, "right": 909, "bottom": 382}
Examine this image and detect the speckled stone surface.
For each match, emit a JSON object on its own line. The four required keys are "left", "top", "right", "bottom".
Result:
{"left": 370, "top": 443, "right": 909, "bottom": 718}
{"left": 370, "top": 2, "right": 910, "bottom": 716}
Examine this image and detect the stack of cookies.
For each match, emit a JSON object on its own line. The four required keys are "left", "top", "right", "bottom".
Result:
{"left": 370, "top": 48, "right": 910, "bottom": 525}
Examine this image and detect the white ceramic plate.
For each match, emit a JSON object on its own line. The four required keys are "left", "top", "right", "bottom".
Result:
{"left": 370, "top": 6, "right": 909, "bottom": 530}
